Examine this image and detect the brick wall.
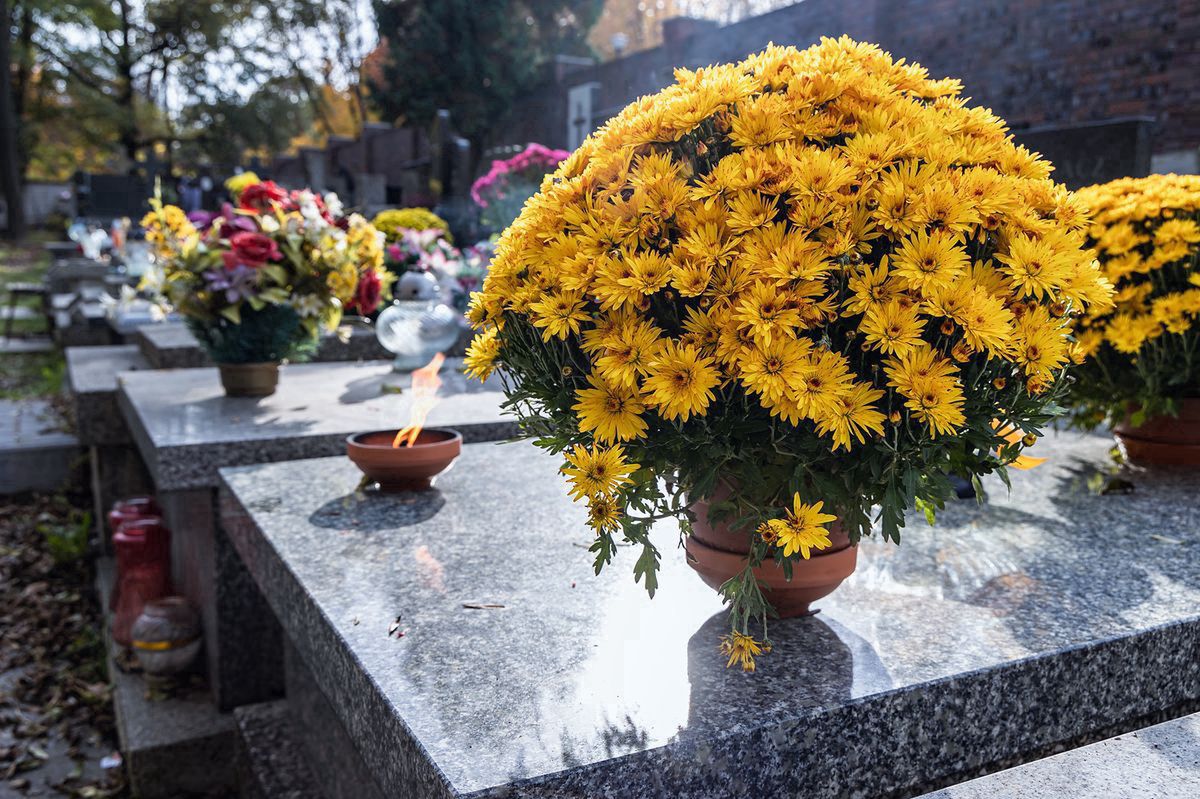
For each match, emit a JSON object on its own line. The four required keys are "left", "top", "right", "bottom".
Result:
{"left": 880, "top": 0, "right": 1199, "bottom": 154}
{"left": 508, "top": 0, "right": 1200, "bottom": 158}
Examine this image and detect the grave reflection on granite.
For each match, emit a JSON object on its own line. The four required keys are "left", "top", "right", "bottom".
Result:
{"left": 308, "top": 488, "right": 447, "bottom": 531}
{"left": 220, "top": 429, "right": 1200, "bottom": 797}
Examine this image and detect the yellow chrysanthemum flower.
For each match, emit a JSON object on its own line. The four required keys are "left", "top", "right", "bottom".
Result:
{"left": 464, "top": 327, "right": 501, "bottom": 380}
{"left": 561, "top": 444, "right": 639, "bottom": 501}
{"left": 719, "top": 631, "right": 769, "bottom": 673}
{"left": 586, "top": 494, "right": 623, "bottom": 533}
{"left": 641, "top": 342, "right": 721, "bottom": 422}
{"left": 759, "top": 496, "right": 837, "bottom": 559}
{"left": 572, "top": 374, "right": 648, "bottom": 443}
{"left": 371, "top": 208, "right": 451, "bottom": 243}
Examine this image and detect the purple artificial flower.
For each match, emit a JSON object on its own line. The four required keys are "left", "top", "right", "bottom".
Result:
{"left": 203, "top": 263, "right": 258, "bottom": 304}
{"left": 187, "top": 209, "right": 219, "bottom": 228}
{"left": 216, "top": 202, "right": 258, "bottom": 239}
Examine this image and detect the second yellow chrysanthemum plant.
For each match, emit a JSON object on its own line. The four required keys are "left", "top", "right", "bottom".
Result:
{"left": 465, "top": 37, "right": 1113, "bottom": 668}
{"left": 1069, "top": 174, "right": 1200, "bottom": 426}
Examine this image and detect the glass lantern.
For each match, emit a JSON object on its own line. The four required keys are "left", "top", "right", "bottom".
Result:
{"left": 375, "top": 271, "right": 461, "bottom": 371}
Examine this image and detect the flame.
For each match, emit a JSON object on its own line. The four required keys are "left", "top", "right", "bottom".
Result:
{"left": 393, "top": 353, "right": 446, "bottom": 447}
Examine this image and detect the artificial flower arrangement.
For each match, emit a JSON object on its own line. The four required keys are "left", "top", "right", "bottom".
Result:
{"left": 470, "top": 142, "right": 570, "bottom": 231}
{"left": 142, "top": 179, "right": 389, "bottom": 395}
{"left": 374, "top": 209, "right": 488, "bottom": 314}
{"left": 1069, "top": 174, "right": 1200, "bottom": 463}
{"left": 464, "top": 37, "right": 1113, "bottom": 669}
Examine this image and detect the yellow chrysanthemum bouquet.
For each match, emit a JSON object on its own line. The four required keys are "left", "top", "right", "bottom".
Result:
{"left": 1069, "top": 175, "right": 1200, "bottom": 447}
{"left": 465, "top": 37, "right": 1112, "bottom": 667}
{"left": 371, "top": 207, "right": 452, "bottom": 243}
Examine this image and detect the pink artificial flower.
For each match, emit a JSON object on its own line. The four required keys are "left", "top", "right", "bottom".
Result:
{"left": 470, "top": 142, "right": 568, "bottom": 209}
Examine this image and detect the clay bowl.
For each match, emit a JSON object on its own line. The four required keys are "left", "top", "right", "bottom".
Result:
{"left": 1113, "top": 397, "right": 1200, "bottom": 467}
{"left": 346, "top": 428, "right": 462, "bottom": 492}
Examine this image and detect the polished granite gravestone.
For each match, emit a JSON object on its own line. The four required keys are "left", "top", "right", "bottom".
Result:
{"left": 219, "top": 430, "right": 1200, "bottom": 798}
{"left": 135, "top": 320, "right": 391, "bottom": 370}
{"left": 67, "top": 345, "right": 148, "bottom": 447}
{"left": 118, "top": 359, "right": 515, "bottom": 711}
{"left": 133, "top": 323, "right": 209, "bottom": 369}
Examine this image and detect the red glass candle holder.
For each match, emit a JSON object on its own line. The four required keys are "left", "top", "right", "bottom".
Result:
{"left": 111, "top": 517, "right": 172, "bottom": 647}
{"left": 108, "top": 496, "right": 161, "bottom": 540}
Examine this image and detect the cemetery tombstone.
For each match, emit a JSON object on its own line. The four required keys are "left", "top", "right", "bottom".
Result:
{"left": 218, "top": 431, "right": 1200, "bottom": 798}
{"left": 1011, "top": 117, "right": 1154, "bottom": 190}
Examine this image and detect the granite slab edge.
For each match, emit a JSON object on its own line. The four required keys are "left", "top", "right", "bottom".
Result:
{"left": 66, "top": 346, "right": 146, "bottom": 445}
{"left": 915, "top": 712, "right": 1200, "bottom": 798}
{"left": 217, "top": 481, "right": 459, "bottom": 799}
{"left": 216, "top": 460, "right": 1200, "bottom": 799}
{"left": 117, "top": 384, "right": 164, "bottom": 487}
{"left": 457, "top": 618, "right": 1200, "bottom": 799}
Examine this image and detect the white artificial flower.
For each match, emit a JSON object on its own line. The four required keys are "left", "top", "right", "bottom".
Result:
{"left": 259, "top": 215, "right": 280, "bottom": 233}
{"left": 138, "top": 262, "right": 165, "bottom": 293}
{"left": 291, "top": 294, "right": 325, "bottom": 318}
{"left": 324, "top": 193, "right": 344, "bottom": 218}
{"left": 295, "top": 191, "right": 327, "bottom": 228}
{"left": 100, "top": 285, "right": 143, "bottom": 319}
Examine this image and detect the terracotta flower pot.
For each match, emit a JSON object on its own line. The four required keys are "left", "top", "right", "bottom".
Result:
{"left": 217, "top": 361, "right": 279, "bottom": 398}
{"left": 685, "top": 490, "right": 857, "bottom": 617}
{"left": 1113, "top": 398, "right": 1200, "bottom": 467}
{"left": 346, "top": 428, "right": 463, "bottom": 491}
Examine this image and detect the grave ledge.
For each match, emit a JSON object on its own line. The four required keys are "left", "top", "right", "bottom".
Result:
{"left": 95, "top": 559, "right": 237, "bottom": 799}
{"left": 119, "top": 359, "right": 517, "bottom": 491}
{"left": 917, "top": 712, "right": 1200, "bottom": 798}
{"left": 219, "top": 431, "right": 1200, "bottom": 798}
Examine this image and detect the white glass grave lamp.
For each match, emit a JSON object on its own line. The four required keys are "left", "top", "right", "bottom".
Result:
{"left": 374, "top": 271, "right": 460, "bottom": 372}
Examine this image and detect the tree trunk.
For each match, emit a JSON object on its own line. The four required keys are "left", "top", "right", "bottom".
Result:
{"left": 0, "top": 0, "right": 28, "bottom": 241}
{"left": 117, "top": 0, "right": 139, "bottom": 168}
{"left": 13, "top": 2, "right": 32, "bottom": 182}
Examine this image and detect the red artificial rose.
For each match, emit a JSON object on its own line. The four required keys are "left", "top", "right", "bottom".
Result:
{"left": 225, "top": 231, "right": 281, "bottom": 268}
{"left": 347, "top": 269, "right": 383, "bottom": 316}
{"left": 238, "top": 180, "right": 287, "bottom": 211}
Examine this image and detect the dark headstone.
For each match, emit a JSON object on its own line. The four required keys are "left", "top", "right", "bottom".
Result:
{"left": 87, "top": 173, "right": 150, "bottom": 219}
{"left": 1012, "top": 117, "right": 1154, "bottom": 190}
